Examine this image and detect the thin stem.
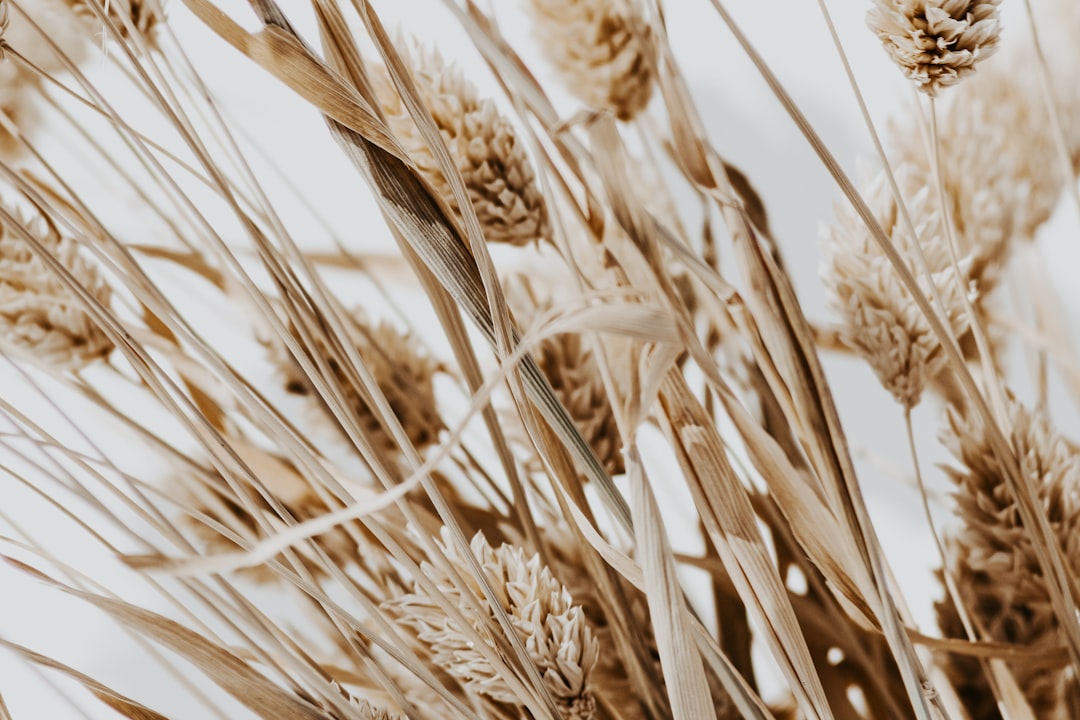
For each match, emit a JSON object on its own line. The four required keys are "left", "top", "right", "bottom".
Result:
{"left": 926, "top": 96, "right": 1004, "bottom": 416}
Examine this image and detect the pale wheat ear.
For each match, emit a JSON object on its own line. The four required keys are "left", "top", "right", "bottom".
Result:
{"left": 504, "top": 273, "right": 625, "bottom": 477}
{"left": 938, "top": 395, "right": 1080, "bottom": 718}
{"left": 370, "top": 42, "right": 550, "bottom": 248}
{"left": 0, "top": 193, "right": 114, "bottom": 370}
{"left": 385, "top": 528, "right": 599, "bottom": 719}
{"left": 64, "top": 0, "right": 163, "bottom": 48}
{"left": 527, "top": 0, "right": 657, "bottom": 122}
{"left": 867, "top": 0, "right": 1003, "bottom": 96}
{"left": 263, "top": 306, "right": 444, "bottom": 461}
{"left": 822, "top": 166, "right": 969, "bottom": 410}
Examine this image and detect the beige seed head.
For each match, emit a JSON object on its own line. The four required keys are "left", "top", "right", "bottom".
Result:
{"left": 505, "top": 275, "right": 625, "bottom": 476}
{"left": 822, "top": 168, "right": 970, "bottom": 408}
{"left": 891, "top": 60, "right": 1062, "bottom": 283}
{"left": 352, "top": 698, "right": 405, "bottom": 720}
{"left": 266, "top": 310, "right": 443, "bottom": 460}
{"left": 190, "top": 480, "right": 360, "bottom": 585}
{"left": 867, "top": 0, "right": 1002, "bottom": 96}
{"left": 0, "top": 0, "right": 93, "bottom": 156}
{"left": 936, "top": 397, "right": 1080, "bottom": 717}
{"left": 65, "top": 0, "right": 163, "bottom": 45}
{"left": 372, "top": 46, "right": 549, "bottom": 247}
{"left": 528, "top": 0, "right": 657, "bottom": 121}
{"left": 386, "top": 529, "right": 599, "bottom": 718}
{"left": 0, "top": 198, "right": 113, "bottom": 370}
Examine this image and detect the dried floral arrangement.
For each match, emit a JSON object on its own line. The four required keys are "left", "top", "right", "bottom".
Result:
{"left": 1, "top": 0, "right": 1080, "bottom": 718}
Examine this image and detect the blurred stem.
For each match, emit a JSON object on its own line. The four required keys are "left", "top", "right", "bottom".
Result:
{"left": 926, "top": 97, "right": 1005, "bottom": 416}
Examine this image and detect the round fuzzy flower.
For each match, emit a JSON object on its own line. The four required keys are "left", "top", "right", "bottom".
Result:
{"left": 372, "top": 46, "right": 549, "bottom": 247}
{"left": 0, "top": 198, "right": 113, "bottom": 370}
{"left": 822, "top": 167, "right": 971, "bottom": 408}
{"left": 266, "top": 309, "right": 443, "bottom": 460}
{"left": 386, "top": 529, "right": 599, "bottom": 719}
{"left": 936, "top": 398, "right": 1080, "bottom": 719}
{"left": 529, "top": 0, "right": 657, "bottom": 121}
{"left": 868, "top": 0, "right": 1002, "bottom": 96}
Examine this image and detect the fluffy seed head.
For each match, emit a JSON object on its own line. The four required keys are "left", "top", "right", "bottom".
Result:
{"left": 936, "top": 397, "right": 1080, "bottom": 717}
{"left": 505, "top": 275, "right": 624, "bottom": 476}
{"left": 891, "top": 61, "right": 1063, "bottom": 286}
{"left": 868, "top": 0, "right": 1002, "bottom": 96}
{"left": 373, "top": 46, "right": 549, "bottom": 247}
{"left": 190, "top": 466, "right": 360, "bottom": 585}
{"left": 386, "top": 529, "right": 599, "bottom": 718}
{"left": 529, "top": 0, "right": 657, "bottom": 121}
{"left": 0, "top": 198, "right": 113, "bottom": 370}
{"left": 822, "top": 168, "right": 970, "bottom": 408}
{"left": 267, "top": 311, "right": 443, "bottom": 460}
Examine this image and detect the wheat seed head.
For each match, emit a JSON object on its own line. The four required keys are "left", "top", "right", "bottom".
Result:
{"left": 266, "top": 309, "right": 443, "bottom": 460}
{"left": 372, "top": 45, "right": 549, "bottom": 247}
{"left": 936, "top": 397, "right": 1080, "bottom": 716}
{"left": 64, "top": 0, "right": 163, "bottom": 45}
{"left": 891, "top": 59, "right": 1062, "bottom": 289}
{"left": 505, "top": 274, "right": 625, "bottom": 476}
{"left": 822, "top": 167, "right": 970, "bottom": 408}
{"left": 386, "top": 529, "right": 599, "bottom": 719}
{"left": 528, "top": 0, "right": 657, "bottom": 121}
{"left": 868, "top": 0, "right": 1002, "bottom": 96}
{"left": 0, "top": 198, "right": 113, "bottom": 370}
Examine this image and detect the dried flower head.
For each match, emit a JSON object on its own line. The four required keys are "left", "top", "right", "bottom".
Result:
{"left": 65, "top": 0, "right": 163, "bottom": 45}
{"left": 190, "top": 470, "right": 360, "bottom": 585}
{"left": 0, "top": 0, "right": 93, "bottom": 156}
{"left": 266, "top": 310, "right": 443, "bottom": 460}
{"left": 936, "top": 397, "right": 1080, "bottom": 718}
{"left": 891, "top": 60, "right": 1062, "bottom": 286}
{"left": 529, "top": 0, "right": 657, "bottom": 121}
{"left": 0, "top": 198, "right": 113, "bottom": 369}
{"left": 386, "top": 529, "right": 599, "bottom": 718}
{"left": 372, "top": 46, "right": 549, "bottom": 247}
{"left": 822, "top": 168, "right": 970, "bottom": 408}
{"left": 867, "top": 0, "right": 1002, "bottom": 95}
{"left": 505, "top": 275, "right": 625, "bottom": 476}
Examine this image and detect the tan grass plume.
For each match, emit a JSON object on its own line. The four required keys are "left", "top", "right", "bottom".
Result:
{"left": 528, "top": 0, "right": 657, "bottom": 121}
{"left": 386, "top": 528, "right": 599, "bottom": 719}
{"left": 936, "top": 397, "right": 1080, "bottom": 718}
{"left": 373, "top": 45, "right": 550, "bottom": 247}
{"left": 868, "top": 0, "right": 1002, "bottom": 95}
{"left": 266, "top": 309, "right": 443, "bottom": 460}
{"left": 822, "top": 168, "right": 969, "bottom": 408}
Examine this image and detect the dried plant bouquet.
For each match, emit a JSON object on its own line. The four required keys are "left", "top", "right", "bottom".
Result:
{"left": 1, "top": 0, "right": 1080, "bottom": 718}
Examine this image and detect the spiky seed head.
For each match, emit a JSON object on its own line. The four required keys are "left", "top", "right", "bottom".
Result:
{"left": 822, "top": 167, "right": 970, "bottom": 408}
{"left": 528, "top": 0, "right": 658, "bottom": 121}
{"left": 0, "top": 198, "right": 113, "bottom": 370}
{"left": 372, "top": 46, "right": 549, "bottom": 247}
{"left": 386, "top": 529, "right": 599, "bottom": 718}
{"left": 505, "top": 274, "right": 625, "bottom": 476}
{"left": 266, "top": 310, "right": 443, "bottom": 460}
{"left": 65, "top": 0, "right": 163, "bottom": 46}
{"left": 868, "top": 0, "right": 1002, "bottom": 96}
